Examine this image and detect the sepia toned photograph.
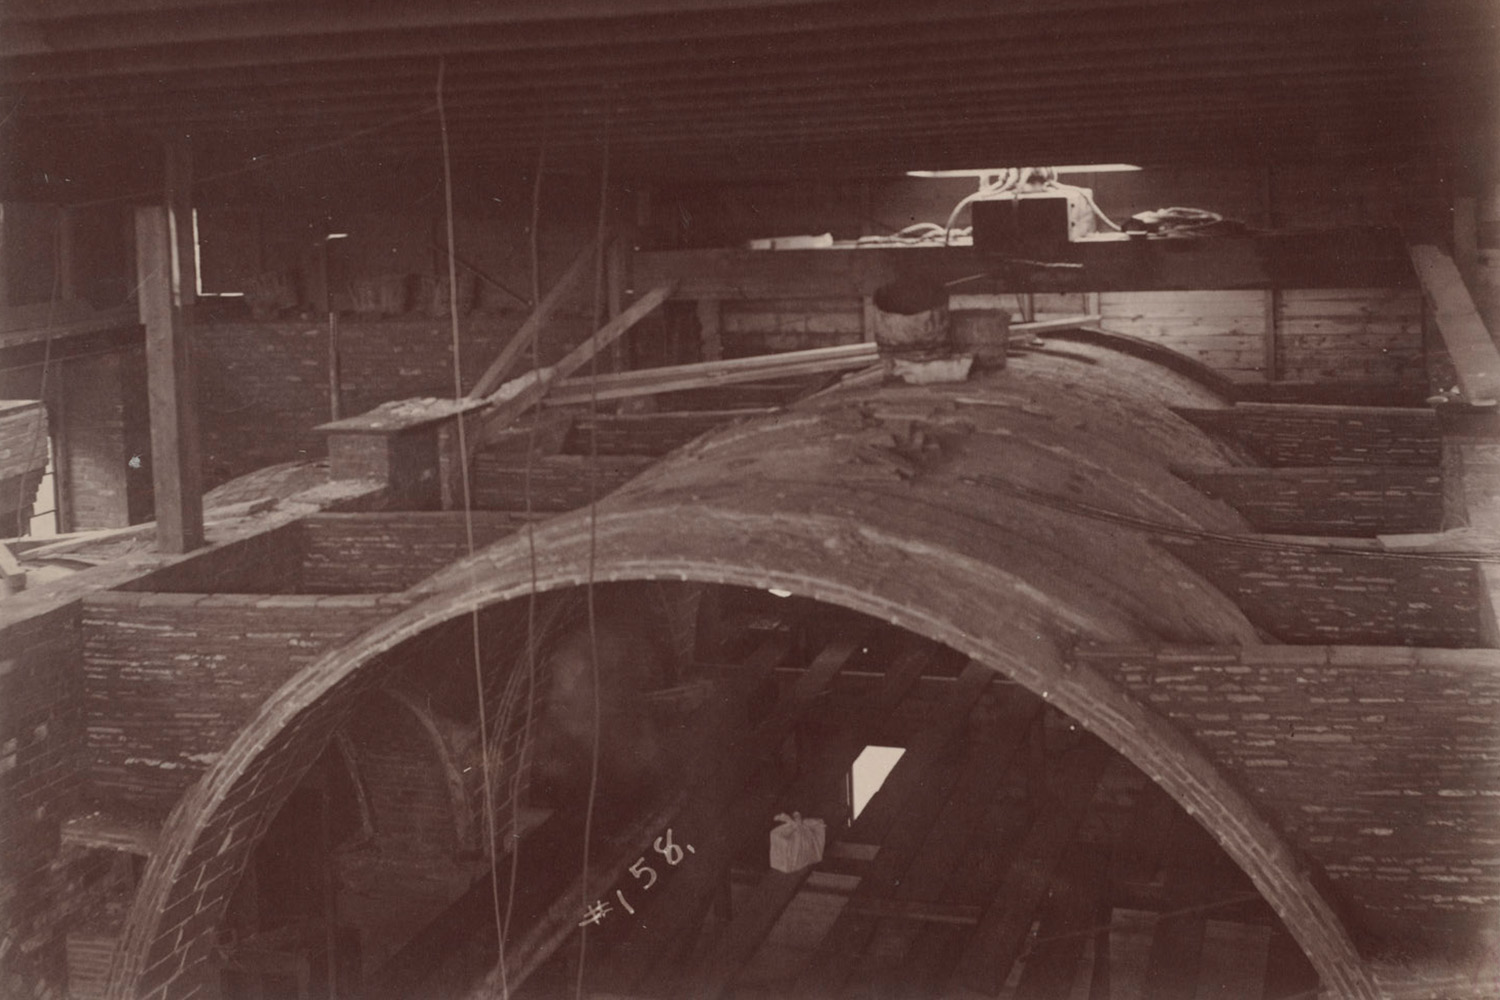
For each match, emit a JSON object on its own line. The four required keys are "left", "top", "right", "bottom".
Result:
{"left": 0, "top": 2, "right": 1497, "bottom": 998}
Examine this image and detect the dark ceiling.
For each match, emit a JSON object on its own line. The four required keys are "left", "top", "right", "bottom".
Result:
{"left": 1, "top": 0, "right": 1496, "bottom": 198}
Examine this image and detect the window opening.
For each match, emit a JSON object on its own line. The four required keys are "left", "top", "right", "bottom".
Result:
{"left": 848, "top": 745, "right": 905, "bottom": 822}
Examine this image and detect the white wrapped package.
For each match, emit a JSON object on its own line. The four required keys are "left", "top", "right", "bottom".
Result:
{"left": 769, "top": 811, "right": 826, "bottom": 873}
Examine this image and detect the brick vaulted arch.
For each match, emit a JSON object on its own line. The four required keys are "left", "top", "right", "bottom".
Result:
{"left": 108, "top": 363, "right": 1388, "bottom": 998}
{"left": 105, "top": 547, "right": 1377, "bottom": 997}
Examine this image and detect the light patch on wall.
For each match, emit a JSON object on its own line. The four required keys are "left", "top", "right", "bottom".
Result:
{"left": 850, "top": 745, "right": 905, "bottom": 821}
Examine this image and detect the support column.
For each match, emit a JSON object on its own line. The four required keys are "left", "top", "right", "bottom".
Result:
{"left": 135, "top": 204, "right": 204, "bottom": 553}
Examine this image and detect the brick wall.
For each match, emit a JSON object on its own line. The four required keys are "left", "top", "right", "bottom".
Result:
{"left": 1078, "top": 644, "right": 1500, "bottom": 959}
{"left": 80, "top": 593, "right": 405, "bottom": 813}
{"left": 0, "top": 603, "right": 96, "bottom": 999}
{"left": 566, "top": 411, "right": 762, "bottom": 458}
{"left": 196, "top": 314, "right": 596, "bottom": 487}
{"left": 470, "top": 453, "right": 653, "bottom": 512}
{"left": 1159, "top": 539, "right": 1484, "bottom": 647}
{"left": 1174, "top": 404, "right": 1441, "bottom": 467}
{"left": 300, "top": 512, "right": 529, "bottom": 593}
{"left": 56, "top": 348, "right": 153, "bottom": 530}
{"left": 342, "top": 693, "right": 466, "bottom": 856}
{"left": 1173, "top": 467, "right": 1445, "bottom": 536}
{"left": 116, "top": 523, "right": 305, "bottom": 595}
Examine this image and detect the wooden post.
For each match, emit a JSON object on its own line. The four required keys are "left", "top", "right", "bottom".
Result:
{"left": 328, "top": 314, "right": 342, "bottom": 421}
{"left": 165, "top": 139, "right": 197, "bottom": 321}
{"left": 1263, "top": 288, "right": 1280, "bottom": 382}
{"left": 607, "top": 234, "right": 628, "bottom": 370}
{"left": 696, "top": 298, "right": 722, "bottom": 361}
{"left": 57, "top": 206, "right": 78, "bottom": 302}
{"left": 135, "top": 205, "right": 205, "bottom": 553}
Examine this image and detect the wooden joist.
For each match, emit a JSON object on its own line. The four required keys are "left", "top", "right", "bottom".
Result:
{"left": 1408, "top": 245, "right": 1500, "bottom": 406}
{"left": 1141, "top": 815, "right": 1221, "bottom": 1000}
{"left": 545, "top": 342, "right": 879, "bottom": 406}
{"left": 1013, "top": 844, "right": 1109, "bottom": 1000}
{"left": 840, "top": 688, "right": 1046, "bottom": 996}
{"left": 948, "top": 737, "right": 1112, "bottom": 996}
{"left": 467, "top": 238, "right": 598, "bottom": 400}
{"left": 680, "top": 639, "right": 946, "bottom": 1000}
{"left": 631, "top": 232, "right": 1417, "bottom": 300}
{"left": 467, "top": 281, "right": 676, "bottom": 454}
{"left": 794, "top": 663, "right": 1000, "bottom": 996}
{"left": 581, "top": 636, "right": 838, "bottom": 996}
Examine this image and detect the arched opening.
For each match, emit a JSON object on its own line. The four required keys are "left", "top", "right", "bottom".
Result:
{"left": 122, "top": 578, "right": 1354, "bottom": 1000}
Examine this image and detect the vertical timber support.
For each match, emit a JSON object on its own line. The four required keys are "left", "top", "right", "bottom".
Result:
{"left": 1263, "top": 288, "right": 1280, "bottom": 382}
{"left": 697, "top": 298, "right": 722, "bottom": 361}
{"left": 135, "top": 203, "right": 205, "bottom": 553}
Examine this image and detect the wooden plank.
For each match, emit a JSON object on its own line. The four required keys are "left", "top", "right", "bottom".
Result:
{"left": 679, "top": 640, "right": 945, "bottom": 1000}
{"left": 892, "top": 783, "right": 1036, "bottom": 995}
{"left": 1014, "top": 314, "right": 1100, "bottom": 335}
{"left": 471, "top": 282, "right": 676, "bottom": 450}
{"left": 134, "top": 205, "right": 204, "bottom": 554}
{"left": 467, "top": 237, "right": 597, "bottom": 399}
{"left": 877, "top": 689, "right": 1045, "bottom": 914}
{"left": 1408, "top": 244, "right": 1500, "bottom": 406}
{"left": 1140, "top": 815, "right": 1215, "bottom": 1000}
{"left": 631, "top": 232, "right": 1417, "bottom": 300}
{"left": 845, "top": 661, "right": 993, "bottom": 844}
{"left": 604, "top": 636, "right": 866, "bottom": 997}
{"left": 948, "top": 738, "right": 1112, "bottom": 996}
{"left": 1263, "top": 288, "right": 1280, "bottom": 382}
{"left": 796, "top": 666, "right": 1009, "bottom": 995}
{"left": 697, "top": 298, "right": 722, "bottom": 361}
{"left": 1013, "top": 845, "right": 1109, "bottom": 1000}
{"left": 545, "top": 341, "right": 877, "bottom": 406}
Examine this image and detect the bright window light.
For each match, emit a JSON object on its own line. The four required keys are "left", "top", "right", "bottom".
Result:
{"left": 849, "top": 745, "right": 905, "bottom": 821}
{"left": 906, "top": 164, "right": 1141, "bottom": 178}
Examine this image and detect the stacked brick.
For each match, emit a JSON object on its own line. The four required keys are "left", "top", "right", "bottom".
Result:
{"left": 1078, "top": 644, "right": 1500, "bottom": 958}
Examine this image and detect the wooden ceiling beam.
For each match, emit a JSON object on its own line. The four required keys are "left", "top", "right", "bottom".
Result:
{"left": 268, "top": 93, "right": 1440, "bottom": 159}
{"left": 8, "top": 1, "right": 1452, "bottom": 97}
{"left": 0, "top": 0, "right": 1443, "bottom": 84}
{"left": 0, "top": 0, "right": 1374, "bottom": 58}
{"left": 30, "top": 41, "right": 1462, "bottom": 129}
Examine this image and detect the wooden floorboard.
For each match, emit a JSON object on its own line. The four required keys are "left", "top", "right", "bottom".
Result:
{"left": 673, "top": 638, "right": 945, "bottom": 1000}
{"left": 948, "top": 738, "right": 1113, "bottom": 996}
{"left": 792, "top": 662, "right": 996, "bottom": 996}
{"left": 1014, "top": 844, "right": 1110, "bottom": 1000}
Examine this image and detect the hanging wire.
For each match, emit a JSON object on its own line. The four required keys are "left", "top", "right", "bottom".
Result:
{"left": 434, "top": 55, "right": 510, "bottom": 992}
{"left": 496, "top": 131, "right": 551, "bottom": 1000}
{"left": 12, "top": 214, "right": 65, "bottom": 537}
{"left": 574, "top": 106, "right": 612, "bottom": 1000}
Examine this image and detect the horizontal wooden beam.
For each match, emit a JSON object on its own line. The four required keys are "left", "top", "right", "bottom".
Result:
{"left": 24, "top": 28, "right": 1457, "bottom": 120}
{"left": 0, "top": 0, "right": 1394, "bottom": 67}
{"left": 630, "top": 234, "right": 1415, "bottom": 301}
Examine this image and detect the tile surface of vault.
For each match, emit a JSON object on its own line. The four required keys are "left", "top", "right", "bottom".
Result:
{"left": 2, "top": 343, "right": 1498, "bottom": 1000}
